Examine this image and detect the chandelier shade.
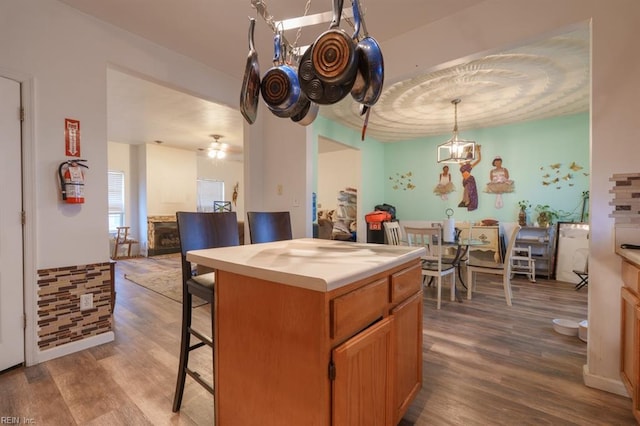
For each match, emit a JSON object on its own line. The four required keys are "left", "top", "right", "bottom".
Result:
{"left": 437, "top": 99, "right": 476, "bottom": 163}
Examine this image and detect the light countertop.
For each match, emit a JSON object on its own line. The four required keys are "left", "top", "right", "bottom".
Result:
{"left": 617, "top": 248, "right": 640, "bottom": 266}
{"left": 187, "top": 238, "right": 426, "bottom": 292}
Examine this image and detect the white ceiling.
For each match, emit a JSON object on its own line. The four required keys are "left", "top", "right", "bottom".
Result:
{"left": 63, "top": 0, "right": 589, "bottom": 150}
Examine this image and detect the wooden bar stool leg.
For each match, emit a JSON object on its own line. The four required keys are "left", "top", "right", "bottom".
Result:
{"left": 173, "top": 291, "right": 193, "bottom": 412}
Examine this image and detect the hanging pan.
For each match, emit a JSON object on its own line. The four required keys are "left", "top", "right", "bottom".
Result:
{"left": 240, "top": 18, "right": 260, "bottom": 124}
{"left": 291, "top": 98, "right": 319, "bottom": 126}
{"left": 311, "top": 0, "right": 358, "bottom": 86}
{"left": 261, "top": 32, "right": 308, "bottom": 118}
{"left": 350, "top": 0, "right": 384, "bottom": 106}
{"left": 299, "top": 42, "right": 352, "bottom": 105}
{"left": 298, "top": 0, "right": 359, "bottom": 105}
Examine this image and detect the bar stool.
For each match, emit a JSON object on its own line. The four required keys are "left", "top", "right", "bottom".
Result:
{"left": 247, "top": 211, "right": 293, "bottom": 243}
{"left": 172, "top": 211, "right": 239, "bottom": 412}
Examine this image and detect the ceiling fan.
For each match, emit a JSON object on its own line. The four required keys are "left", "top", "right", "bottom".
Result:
{"left": 206, "top": 134, "right": 227, "bottom": 159}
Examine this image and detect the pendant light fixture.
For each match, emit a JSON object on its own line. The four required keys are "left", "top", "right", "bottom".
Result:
{"left": 208, "top": 134, "right": 227, "bottom": 159}
{"left": 437, "top": 98, "right": 476, "bottom": 163}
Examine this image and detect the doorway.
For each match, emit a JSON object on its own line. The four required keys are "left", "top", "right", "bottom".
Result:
{"left": 0, "top": 75, "right": 25, "bottom": 371}
{"left": 316, "top": 137, "right": 361, "bottom": 241}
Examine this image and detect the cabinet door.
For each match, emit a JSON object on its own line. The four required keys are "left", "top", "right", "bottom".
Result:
{"left": 620, "top": 287, "right": 639, "bottom": 397}
{"left": 392, "top": 292, "right": 423, "bottom": 423}
{"left": 332, "top": 317, "right": 393, "bottom": 426}
{"left": 469, "top": 226, "right": 501, "bottom": 263}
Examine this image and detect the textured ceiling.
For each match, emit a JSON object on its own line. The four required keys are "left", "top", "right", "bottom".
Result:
{"left": 325, "top": 28, "right": 590, "bottom": 141}
{"left": 61, "top": 0, "right": 590, "bottom": 150}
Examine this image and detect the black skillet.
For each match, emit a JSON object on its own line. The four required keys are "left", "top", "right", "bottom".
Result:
{"left": 350, "top": 0, "right": 384, "bottom": 106}
{"left": 240, "top": 18, "right": 260, "bottom": 125}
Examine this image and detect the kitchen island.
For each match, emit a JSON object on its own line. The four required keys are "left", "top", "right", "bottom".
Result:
{"left": 187, "top": 238, "right": 425, "bottom": 426}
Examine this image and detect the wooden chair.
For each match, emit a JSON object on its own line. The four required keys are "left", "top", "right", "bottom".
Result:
{"left": 173, "top": 211, "right": 240, "bottom": 412}
{"left": 383, "top": 221, "right": 402, "bottom": 245}
{"left": 404, "top": 226, "right": 456, "bottom": 310}
{"left": 511, "top": 245, "right": 536, "bottom": 282}
{"left": 467, "top": 225, "right": 521, "bottom": 306}
{"left": 247, "top": 211, "right": 293, "bottom": 243}
{"left": 112, "top": 226, "right": 138, "bottom": 259}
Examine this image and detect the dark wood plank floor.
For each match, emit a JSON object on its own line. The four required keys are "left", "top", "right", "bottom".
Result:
{"left": 0, "top": 255, "right": 635, "bottom": 425}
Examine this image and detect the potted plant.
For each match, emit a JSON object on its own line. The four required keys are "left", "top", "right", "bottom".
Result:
{"left": 534, "top": 204, "right": 558, "bottom": 227}
{"left": 517, "top": 200, "right": 530, "bottom": 226}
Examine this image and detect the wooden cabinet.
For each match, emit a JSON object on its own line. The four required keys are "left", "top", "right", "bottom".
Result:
{"left": 213, "top": 259, "right": 423, "bottom": 426}
{"left": 332, "top": 263, "right": 423, "bottom": 426}
{"left": 620, "top": 259, "right": 640, "bottom": 423}
{"left": 466, "top": 225, "right": 502, "bottom": 263}
{"left": 332, "top": 317, "right": 394, "bottom": 426}
{"left": 391, "top": 292, "right": 422, "bottom": 422}
{"left": 515, "top": 226, "right": 556, "bottom": 278}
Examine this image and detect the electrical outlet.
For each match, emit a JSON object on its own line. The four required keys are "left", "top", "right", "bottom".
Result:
{"left": 80, "top": 293, "right": 94, "bottom": 311}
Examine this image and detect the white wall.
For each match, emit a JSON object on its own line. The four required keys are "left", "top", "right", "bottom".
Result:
{"left": 317, "top": 149, "right": 359, "bottom": 214}
{"left": 145, "top": 144, "right": 197, "bottom": 215}
{"left": 197, "top": 156, "right": 245, "bottom": 220}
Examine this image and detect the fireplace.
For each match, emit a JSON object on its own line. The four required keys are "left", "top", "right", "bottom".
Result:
{"left": 147, "top": 216, "right": 180, "bottom": 256}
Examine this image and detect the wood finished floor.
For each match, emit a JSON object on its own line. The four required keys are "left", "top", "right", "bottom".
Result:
{"left": 0, "top": 254, "right": 635, "bottom": 425}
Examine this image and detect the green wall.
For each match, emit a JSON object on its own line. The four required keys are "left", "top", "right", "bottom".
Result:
{"left": 382, "top": 112, "right": 589, "bottom": 224}
{"left": 312, "top": 112, "right": 589, "bottom": 229}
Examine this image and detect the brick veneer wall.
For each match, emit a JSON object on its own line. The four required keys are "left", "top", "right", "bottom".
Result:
{"left": 37, "top": 262, "right": 113, "bottom": 349}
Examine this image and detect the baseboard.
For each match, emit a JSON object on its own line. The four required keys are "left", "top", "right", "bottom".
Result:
{"left": 36, "top": 331, "right": 115, "bottom": 364}
{"left": 583, "top": 364, "right": 630, "bottom": 398}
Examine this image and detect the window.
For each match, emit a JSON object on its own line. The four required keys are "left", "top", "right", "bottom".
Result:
{"left": 108, "top": 171, "right": 125, "bottom": 232}
{"left": 197, "top": 179, "right": 225, "bottom": 212}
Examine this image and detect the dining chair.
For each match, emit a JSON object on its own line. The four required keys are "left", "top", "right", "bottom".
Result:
{"left": 247, "top": 211, "right": 293, "bottom": 243}
{"left": 466, "top": 225, "right": 521, "bottom": 306}
{"left": 173, "top": 211, "right": 240, "bottom": 412}
{"left": 383, "top": 221, "right": 403, "bottom": 245}
{"left": 404, "top": 226, "right": 456, "bottom": 310}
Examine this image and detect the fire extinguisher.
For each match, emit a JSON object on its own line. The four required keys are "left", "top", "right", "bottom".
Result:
{"left": 58, "top": 159, "right": 89, "bottom": 204}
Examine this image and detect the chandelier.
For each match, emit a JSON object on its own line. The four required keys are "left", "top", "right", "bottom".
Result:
{"left": 437, "top": 99, "right": 476, "bottom": 163}
{"left": 208, "top": 134, "right": 227, "bottom": 159}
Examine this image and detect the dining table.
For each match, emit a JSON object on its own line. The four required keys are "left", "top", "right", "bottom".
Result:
{"left": 396, "top": 232, "right": 489, "bottom": 302}
{"left": 443, "top": 237, "right": 490, "bottom": 290}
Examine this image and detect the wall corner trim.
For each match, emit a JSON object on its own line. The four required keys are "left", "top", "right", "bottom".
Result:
{"left": 582, "top": 364, "right": 629, "bottom": 398}
{"left": 35, "top": 331, "right": 114, "bottom": 364}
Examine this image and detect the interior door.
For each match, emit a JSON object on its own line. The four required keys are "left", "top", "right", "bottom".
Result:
{"left": 0, "top": 75, "right": 24, "bottom": 371}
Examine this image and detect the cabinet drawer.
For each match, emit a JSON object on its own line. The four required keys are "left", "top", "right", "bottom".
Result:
{"left": 390, "top": 263, "right": 421, "bottom": 304}
{"left": 622, "top": 261, "right": 640, "bottom": 293}
{"left": 331, "top": 278, "right": 388, "bottom": 342}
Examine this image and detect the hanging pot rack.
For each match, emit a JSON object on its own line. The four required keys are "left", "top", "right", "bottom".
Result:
{"left": 250, "top": 0, "right": 360, "bottom": 59}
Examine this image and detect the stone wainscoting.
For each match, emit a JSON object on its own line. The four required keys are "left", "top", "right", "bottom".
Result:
{"left": 37, "top": 262, "right": 113, "bottom": 350}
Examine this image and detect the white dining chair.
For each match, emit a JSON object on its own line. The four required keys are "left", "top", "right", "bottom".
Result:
{"left": 404, "top": 226, "right": 456, "bottom": 310}
{"left": 383, "top": 221, "right": 403, "bottom": 245}
{"left": 466, "top": 225, "right": 521, "bottom": 306}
